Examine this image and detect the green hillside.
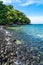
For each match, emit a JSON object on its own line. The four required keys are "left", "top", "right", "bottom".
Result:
{"left": 0, "top": 1, "right": 31, "bottom": 25}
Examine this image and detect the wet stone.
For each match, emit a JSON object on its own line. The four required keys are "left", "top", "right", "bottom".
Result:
{"left": 0, "top": 27, "right": 43, "bottom": 65}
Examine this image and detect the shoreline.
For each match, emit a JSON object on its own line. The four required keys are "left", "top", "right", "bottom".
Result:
{"left": 0, "top": 27, "right": 26, "bottom": 65}
{"left": 0, "top": 26, "right": 43, "bottom": 65}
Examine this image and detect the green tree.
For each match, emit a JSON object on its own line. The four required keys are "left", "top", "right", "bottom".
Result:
{"left": 0, "top": 1, "right": 31, "bottom": 25}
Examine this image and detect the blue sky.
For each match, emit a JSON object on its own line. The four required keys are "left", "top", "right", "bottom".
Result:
{"left": 2, "top": 0, "right": 43, "bottom": 24}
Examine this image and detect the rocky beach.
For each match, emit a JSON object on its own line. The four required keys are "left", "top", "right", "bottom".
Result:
{"left": 0, "top": 1, "right": 43, "bottom": 65}
{"left": 0, "top": 26, "right": 43, "bottom": 65}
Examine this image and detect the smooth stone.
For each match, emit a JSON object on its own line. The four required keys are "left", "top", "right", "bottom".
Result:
{"left": 15, "top": 40, "right": 22, "bottom": 45}
{"left": 40, "top": 61, "right": 43, "bottom": 65}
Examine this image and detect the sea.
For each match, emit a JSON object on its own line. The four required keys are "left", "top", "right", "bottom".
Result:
{"left": 0, "top": 24, "right": 43, "bottom": 64}
{"left": 11, "top": 24, "right": 43, "bottom": 46}
{"left": 0, "top": 24, "right": 43, "bottom": 52}
{"left": 7, "top": 24, "right": 42, "bottom": 53}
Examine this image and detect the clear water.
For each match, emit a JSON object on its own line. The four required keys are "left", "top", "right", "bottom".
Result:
{"left": 11, "top": 24, "right": 43, "bottom": 64}
{"left": 22, "top": 24, "right": 43, "bottom": 48}
{"left": 0, "top": 24, "right": 43, "bottom": 64}
{"left": 7, "top": 24, "right": 43, "bottom": 50}
{"left": 11, "top": 24, "right": 43, "bottom": 46}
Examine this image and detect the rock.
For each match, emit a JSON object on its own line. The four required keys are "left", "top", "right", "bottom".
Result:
{"left": 0, "top": 26, "right": 42, "bottom": 65}
{"left": 15, "top": 40, "right": 22, "bottom": 45}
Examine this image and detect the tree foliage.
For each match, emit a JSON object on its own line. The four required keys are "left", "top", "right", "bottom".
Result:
{"left": 0, "top": 1, "right": 31, "bottom": 25}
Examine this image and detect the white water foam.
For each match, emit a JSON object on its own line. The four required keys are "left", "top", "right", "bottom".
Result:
{"left": 37, "top": 34, "right": 43, "bottom": 38}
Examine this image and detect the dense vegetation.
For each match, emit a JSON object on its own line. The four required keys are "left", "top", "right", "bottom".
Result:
{"left": 0, "top": 1, "right": 31, "bottom": 25}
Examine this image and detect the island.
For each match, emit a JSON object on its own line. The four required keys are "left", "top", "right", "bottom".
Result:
{"left": 0, "top": 1, "right": 31, "bottom": 25}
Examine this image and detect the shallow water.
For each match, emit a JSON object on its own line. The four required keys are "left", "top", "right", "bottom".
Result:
{"left": 8, "top": 24, "right": 43, "bottom": 45}
{"left": 8, "top": 24, "right": 43, "bottom": 63}
{"left": 11, "top": 24, "right": 43, "bottom": 64}
{"left": 0, "top": 24, "right": 43, "bottom": 65}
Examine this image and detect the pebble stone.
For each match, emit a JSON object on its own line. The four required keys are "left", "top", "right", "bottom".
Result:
{"left": 0, "top": 26, "right": 43, "bottom": 65}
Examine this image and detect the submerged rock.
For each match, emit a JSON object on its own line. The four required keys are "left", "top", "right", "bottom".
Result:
{"left": 15, "top": 40, "right": 22, "bottom": 45}
{"left": 0, "top": 26, "right": 43, "bottom": 65}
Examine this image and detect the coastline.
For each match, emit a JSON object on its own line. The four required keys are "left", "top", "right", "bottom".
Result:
{"left": 0, "top": 26, "right": 43, "bottom": 65}
{"left": 0, "top": 26, "right": 24, "bottom": 65}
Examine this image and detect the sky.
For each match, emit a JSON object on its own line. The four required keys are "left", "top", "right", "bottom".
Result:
{"left": 1, "top": 0, "right": 43, "bottom": 24}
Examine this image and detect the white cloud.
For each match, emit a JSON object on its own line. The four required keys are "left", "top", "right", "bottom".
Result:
{"left": 21, "top": 0, "right": 43, "bottom": 6}
{"left": 2, "top": 0, "right": 12, "bottom": 4}
{"left": 29, "top": 16, "right": 43, "bottom": 24}
{"left": 2, "top": 0, "right": 43, "bottom": 6}
{"left": 2, "top": 0, "right": 21, "bottom": 4}
{"left": 14, "top": 0, "right": 21, "bottom": 2}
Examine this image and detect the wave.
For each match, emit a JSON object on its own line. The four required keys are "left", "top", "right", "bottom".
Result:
{"left": 37, "top": 34, "right": 43, "bottom": 38}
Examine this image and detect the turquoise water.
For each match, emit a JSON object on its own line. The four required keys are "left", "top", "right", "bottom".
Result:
{"left": 1, "top": 24, "right": 43, "bottom": 64}
{"left": 22, "top": 24, "right": 43, "bottom": 38}
{"left": 22, "top": 24, "right": 43, "bottom": 47}
{"left": 12, "top": 25, "right": 43, "bottom": 62}
{"left": 12, "top": 24, "right": 43, "bottom": 45}
{"left": 8, "top": 24, "right": 43, "bottom": 55}
{"left": 22, "top": 24, "right": 43, "bottom": 41}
